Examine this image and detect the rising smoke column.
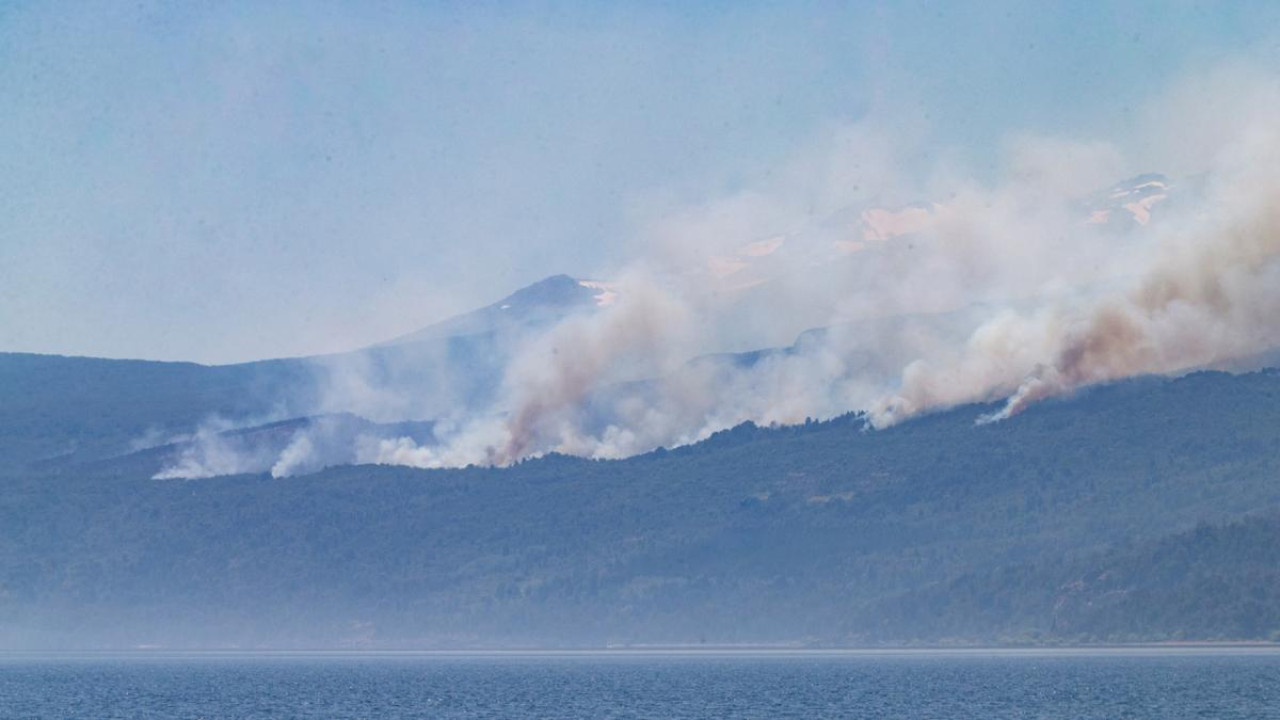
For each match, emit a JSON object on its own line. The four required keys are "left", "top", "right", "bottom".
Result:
{"left": 337, "top": 64, "right": 1280, "bottom": 469}
{"left": 365, "top": 271, "right": 698, "bottom": 467}
{"left": 378, "top": 124, "right": 1280, "bottom": 464}
{"left": 871, "top": 122, "right": 1280, "bottom": 426}
{"left": 495, "top": 274, "right": 692, "bottom": 463}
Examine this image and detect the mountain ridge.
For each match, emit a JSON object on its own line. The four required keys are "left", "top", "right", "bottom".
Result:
{"left": 4, "top": 367, "right": 1280, "bottom": 648}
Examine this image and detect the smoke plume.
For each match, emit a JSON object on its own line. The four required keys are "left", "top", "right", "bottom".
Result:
{"left": 158, "top": 62, "right": 1280, "bottom": 475}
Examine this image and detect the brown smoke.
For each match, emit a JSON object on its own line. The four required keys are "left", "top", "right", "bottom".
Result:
{"left": 494, "top": 273, "right": 692, "bottom": 465}
{"left": 958, "top": 153, "right": 1280, "bottom": 424}
{"left": 354, "top": 63, "right": 1280, "bottom": 469}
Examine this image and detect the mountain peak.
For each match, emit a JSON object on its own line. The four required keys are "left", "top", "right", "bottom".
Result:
{"left": 375, "top": 274, "right": 599, "bottom": 348}
{"left": 499, "top": 274, "right": 595, "bottom": 310}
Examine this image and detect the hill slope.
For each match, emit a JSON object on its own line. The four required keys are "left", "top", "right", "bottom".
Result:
{"left": 3, "top": 369, "right": 1280, "bottom": 648}
{"left": 874, "top": 512, "right": 1280, "bottom": 644}
{"left": 0, "top": 275, "right": 600, "bottom": 469}
{"left": 0, "top": 353, "right": 315, "bottom": 468}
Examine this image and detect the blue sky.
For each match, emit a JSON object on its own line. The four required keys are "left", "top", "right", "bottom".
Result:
{"left": 2, "top": 1, "right": 1277, "bottom": 363}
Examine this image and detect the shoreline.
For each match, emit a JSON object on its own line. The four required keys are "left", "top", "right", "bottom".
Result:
{"left": 4, "top": 643, "right": 1280, "bottom": 659}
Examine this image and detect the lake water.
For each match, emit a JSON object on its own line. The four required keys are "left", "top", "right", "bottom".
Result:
{"left": 1, "top": 649, "right": 1278, "bottom": 719}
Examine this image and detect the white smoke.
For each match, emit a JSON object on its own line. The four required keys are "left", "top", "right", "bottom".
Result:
{"left": 152, "top": 412, "right": 435, "bottom": 479}
{"left": 874, "top": 71, "right": 1280, "bottom": 425}
{"left": 151, "top": 414, "right": 285, "bottom": 480}
{"left": 159, "top": 61, "right": 1280, "bottom": 474}
{"left": 369, "top": 62, "right": 1280, "bottom": 466}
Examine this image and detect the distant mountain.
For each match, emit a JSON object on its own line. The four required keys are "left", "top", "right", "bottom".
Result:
{"left": 703, "top": 172, "right": 1179, "bottom": 282}
{"left": 4, "top": 368, "right": 1280, "bottom": 649}
{"left": 0, "top": 352, "right": 316, "bottom": 469}
{"left": 375, "top": 274, "right": 603, "bottom": 348}
{"left": 1083, "top": 173, "right": 1173, "bottom": 229}
{"left": 0, "top": 171, "right": 1185, "bottom": 471}
{"left": 0, "top": 274, "right": 604, "bottom": 470}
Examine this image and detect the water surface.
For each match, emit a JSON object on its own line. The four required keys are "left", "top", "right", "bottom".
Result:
{"left": 1, "top": 649, "right": 1277, "bottom": 719}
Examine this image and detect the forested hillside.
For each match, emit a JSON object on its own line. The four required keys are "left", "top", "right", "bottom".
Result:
{"left": 3, "top": 369, "right": 1280, "bottom": 648}
{"left": 0, "top": 353, "right": 312, "bottom": 469}
{"left": 874, "top": 512, "right": 1280, "bottom": 644}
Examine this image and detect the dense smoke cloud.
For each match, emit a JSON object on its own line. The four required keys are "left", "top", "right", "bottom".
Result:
{"left": 153, "top": 63, "right": 1280, "bottom": 476}
{"left": 873, "top": 73, "right": 1280, "bottom": 425}
{"left": 414, "top": 64, "right": 1280, "bottom": 464}
{"left": 152, "top": 413, "right": 290, "bottom": 480}
{"left": 361, "top": 272, "right": 697, "bottom": 468}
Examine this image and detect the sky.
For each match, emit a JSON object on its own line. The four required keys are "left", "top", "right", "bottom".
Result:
{"left": 2, "top": 0, "right": 1277, "bottom": 364}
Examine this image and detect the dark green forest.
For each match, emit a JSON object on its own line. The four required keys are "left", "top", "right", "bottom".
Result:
{"left": 3, "top": 360, "right": 1280, "bottom": 648}
{"left": 874, "top": 512, "right": 1280, "bottom": 644}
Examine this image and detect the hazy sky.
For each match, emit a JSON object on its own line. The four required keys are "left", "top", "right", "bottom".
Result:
{"left": 2, "top": 1, "right": 1276, "bottom": 364}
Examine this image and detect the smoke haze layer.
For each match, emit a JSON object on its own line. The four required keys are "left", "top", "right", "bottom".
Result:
{"left": 152, "top": 63, "right": 1280, "bottom": 477}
